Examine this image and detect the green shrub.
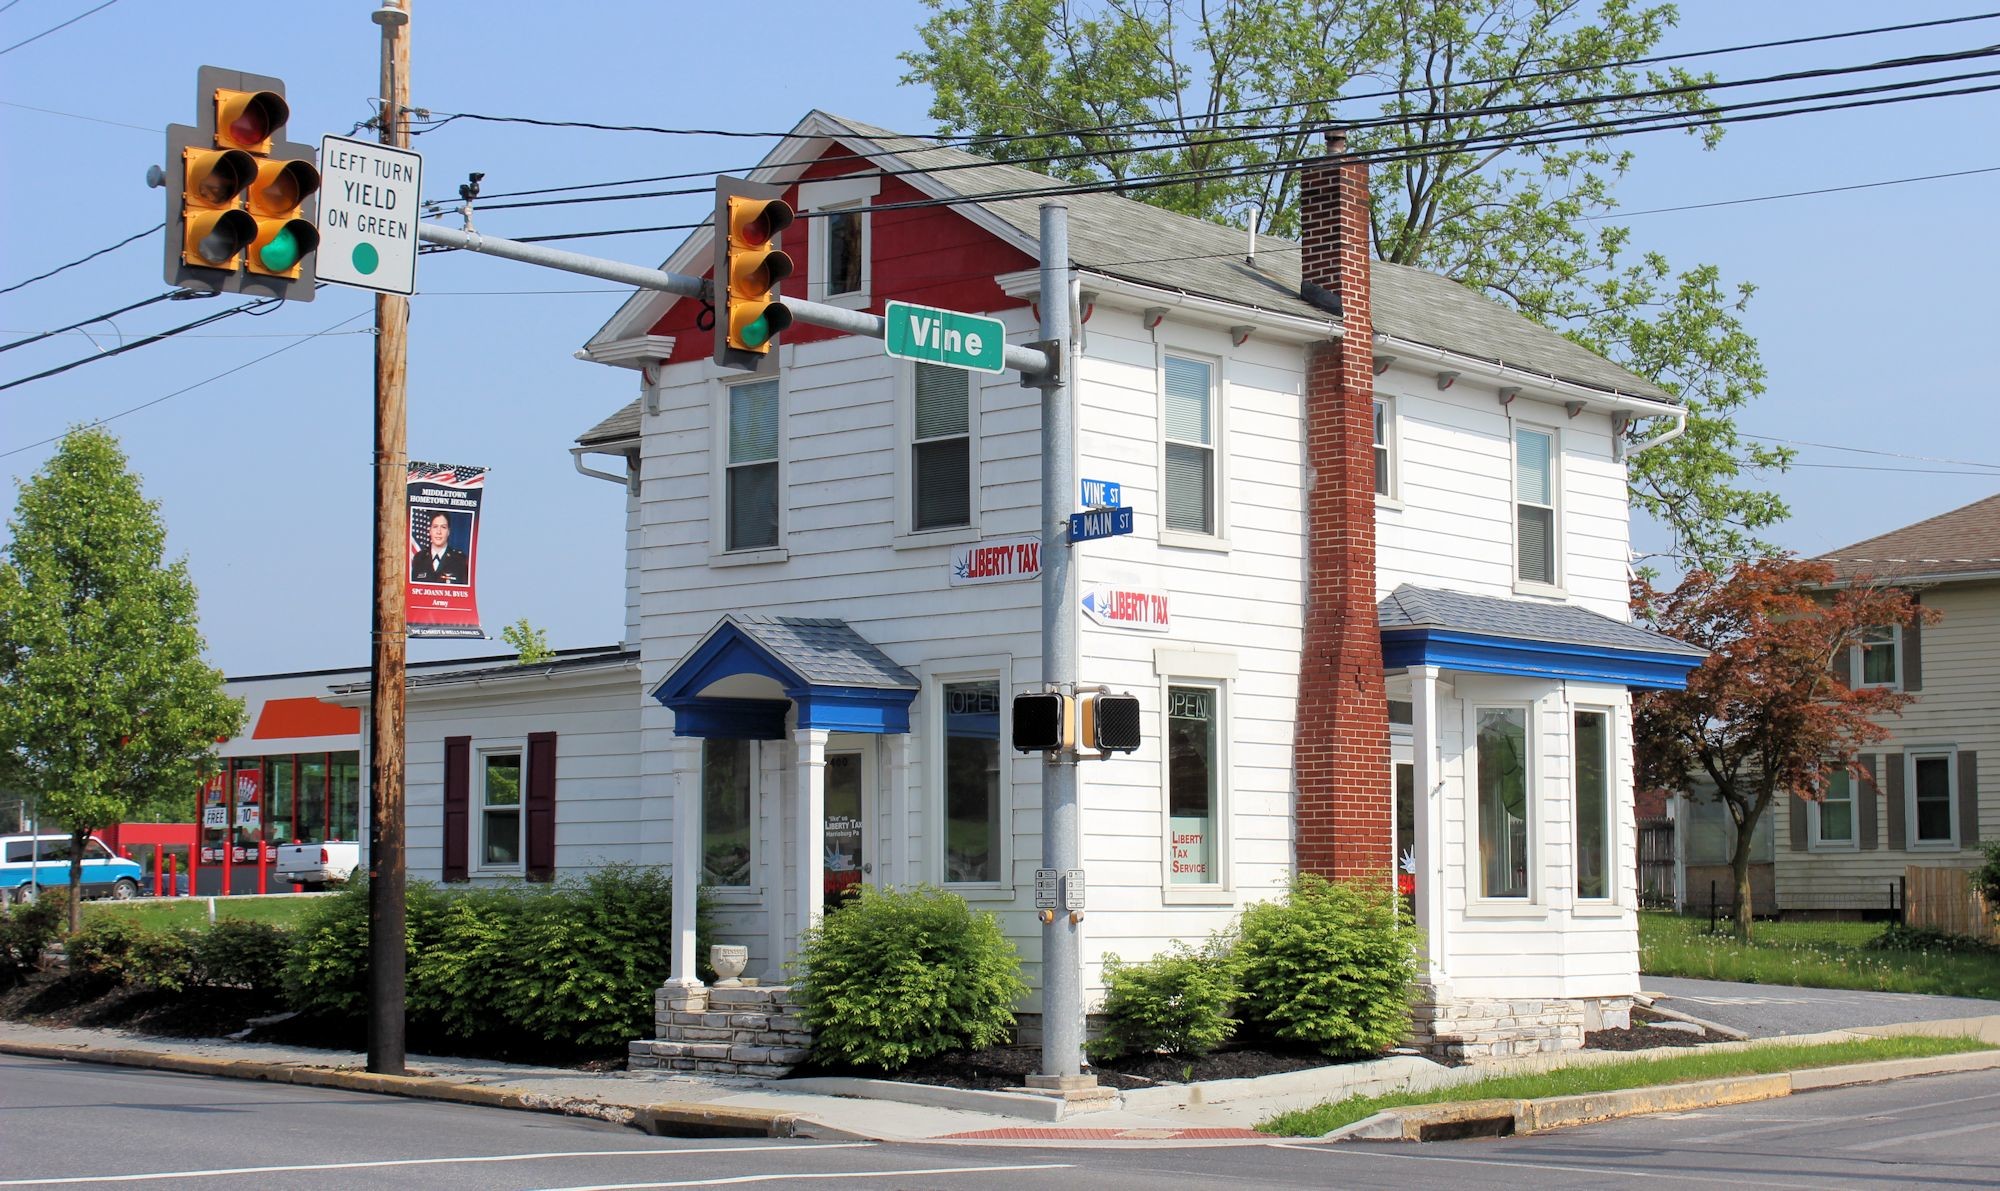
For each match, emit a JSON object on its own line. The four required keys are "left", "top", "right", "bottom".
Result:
{"left": 1087, "top": 936, "right": 1242, "bottom": 1062}
{"left": 283, "top": 879, "right": 448, "bottom": 1022}
{"left": 191, "top": 920, "right": 289, "bottom": 995}
{"left": 66, "top": 917, "right": 195, "bottom": 992}
{"left": 1976, "top": 842, "right": 2000, "bottom": 913}
{"left": 796, "top": 886, "right": 1026, "bottom": 1071}
{"left": 1, "top": 899, "right": 66, "bottom": 986}
{"left": 1237, "top": 874, "right": 1419, "bottom": 1057}
{"left": 1870, "top": 923, "right": 2000, "bottom": 957}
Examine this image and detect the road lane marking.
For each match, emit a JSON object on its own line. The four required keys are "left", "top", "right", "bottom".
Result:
{"left": 1685, "top": 1119, "right": 1823, "bottom": 1144}
{"left": 0, "top": 1144, "right": 873, "bottom": 1186}
{"left": 1843, "top": 1120, "right": 2000, "bottom": 1151}
{"left": 531, "top": 1165, "right": 1074, "bottom": 1191}
{"left": 1272, "top": 1142, "right": 1828, "bottom": 1188}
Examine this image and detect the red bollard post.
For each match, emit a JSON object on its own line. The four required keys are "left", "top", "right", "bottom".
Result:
{"left": 168, "top": 853, "right": 180, "bottom": 898}
{"left": 153, "top": 853, "right": 163, "bottom": 897}
{"left": 223, "top": 838, "right": 233, "bottom": 898}
{"left": 257, "top": 846, "right": 268, "bottom": 896}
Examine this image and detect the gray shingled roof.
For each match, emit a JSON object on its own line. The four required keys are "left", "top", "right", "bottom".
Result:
{"left": 727, "top": 615, "right": 919, "bottom": 690}
{"left": 330, "top": 646, "right": 639, "bottom": 694}
{"left": 577, "top": 113, "right": 1674, "bottom": 449}
{"left": 1379, "top": 584, "right": 1704, "bottom": 656}
{"left": 1815, "top": 492, "right": 2000, "bottom": 583}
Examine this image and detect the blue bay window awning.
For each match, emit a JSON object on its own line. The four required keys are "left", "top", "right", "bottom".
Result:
{"left": 651, "top": 614, "right": 920, "bottom": 738}
{"left": 1379, "top": 584, "right": 1704, "bottom": 690}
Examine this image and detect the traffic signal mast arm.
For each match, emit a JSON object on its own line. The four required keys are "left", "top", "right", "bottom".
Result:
{"left": 414, "top": 221, "right": 1060, "bottom": 381}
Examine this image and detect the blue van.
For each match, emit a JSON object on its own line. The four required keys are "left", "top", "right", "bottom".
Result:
{"left": 0, "top": 834, "right": 146, "bottom": 904}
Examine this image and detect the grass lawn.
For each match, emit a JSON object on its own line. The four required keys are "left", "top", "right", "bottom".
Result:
{"left": 79, "top": 894, "right": 326, "bottom": 931}
{"left": 1640, "top": 911, "right": 2000, "bottom": 999}
{"left": 1260, "top": 1033, "right": 1994, "bottom": 1136}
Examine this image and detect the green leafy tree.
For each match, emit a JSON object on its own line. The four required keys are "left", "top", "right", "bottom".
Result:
{"left": 501, "top": 618, "right": 554, "bottom": 665}
{"left": 904, "top": 0, "right": 1792, "bottom": 567}
{"left": 0, "top": 428, "right": 242, "bottom": 932}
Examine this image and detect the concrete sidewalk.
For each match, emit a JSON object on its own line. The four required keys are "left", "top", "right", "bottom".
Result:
{"left": 6, "top": 996, "right": 1999, "bottom": 1147}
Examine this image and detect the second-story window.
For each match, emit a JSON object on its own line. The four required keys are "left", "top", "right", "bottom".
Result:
{"left": 1373, "top": 397, "right": 1396, "bottom": 497}
{"left": 1514, "top": 425, "right": 1557, "bottom": 586}
{"left": 726, "top": 378, "right": 780, "bottom": 551}
{"left": 823, "top": 205, "right": 864, "bottom": 298}
{"left": 1164, "top": 355, "right": 1216, "bottom": 535}
{"left": 1854, "top": 625, "right": 1900, "bottom": 688}
{"left": 912, "top": 363, "right": 972, "bottom": 531}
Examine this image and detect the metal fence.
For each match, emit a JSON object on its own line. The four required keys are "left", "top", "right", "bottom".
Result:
{"left": 1694, "top": 877, "right": 1905, "bottom": 930}
{"left": 1638, "top": 821, "right": 1676, "bottom": 909}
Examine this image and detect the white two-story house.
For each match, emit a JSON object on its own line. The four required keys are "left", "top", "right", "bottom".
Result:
{"left": 380, "top": 112, "right": 1702, "bottom": 1063}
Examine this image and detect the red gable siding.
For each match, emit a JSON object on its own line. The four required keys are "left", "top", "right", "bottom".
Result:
{"left": 646, "top": 146, "right": 1035, "bottom": 364}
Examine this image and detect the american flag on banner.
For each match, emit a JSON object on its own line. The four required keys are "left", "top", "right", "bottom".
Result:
{"left": 406, "top": 460, "right": 488, "bottom": 639}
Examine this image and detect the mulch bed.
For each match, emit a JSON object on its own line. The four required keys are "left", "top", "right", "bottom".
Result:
{"left": 1583, "top": 1006, "right": 1712, "bottom": 1051}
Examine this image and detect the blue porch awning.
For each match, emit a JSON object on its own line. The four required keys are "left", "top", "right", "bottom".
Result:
{"left": 650, "top": 615, "right": 920, "bottom": 738}
{"left": 1379, "top": 584, "right": 1705, "bottom": 690}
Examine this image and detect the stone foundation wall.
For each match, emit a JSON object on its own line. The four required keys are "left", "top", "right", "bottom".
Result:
{"left": 1410, "top": 994, "right": 1631, "bottom": 1062}
{"left": 628, "top": 983, "right": 813, "bottom": 1077}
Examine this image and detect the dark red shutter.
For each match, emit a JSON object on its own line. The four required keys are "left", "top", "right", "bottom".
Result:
{"left": 442, "top": 735, "right": 471, "bottom": 882}
{"left": 526, "top": 730, "right": 558, "bottom": 882}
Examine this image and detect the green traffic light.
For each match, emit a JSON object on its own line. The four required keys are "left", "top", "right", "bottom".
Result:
{"left": 740, "top": 315, "right": 772, "bottom": 349}
{"left": 258, "top": 228, "right": 301, "bottom": 272}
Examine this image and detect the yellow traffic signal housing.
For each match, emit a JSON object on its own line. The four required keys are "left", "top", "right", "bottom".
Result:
{"left": 179, "top": 147, "right": 257, "bottom": 269}
{"left": 246, "top": 157, "right": 321, "bottom": 277}
{"left": 160, "top": 67, "right": 318, "bottom": 301}
{"left": 713, "top": 177, "right": 795, "bottom": 371}
{"left": 213, "top": 87, "right": 289, "bottom": 153}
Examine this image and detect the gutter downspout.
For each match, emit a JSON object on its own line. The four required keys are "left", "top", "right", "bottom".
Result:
{"left": 1624, "top": 407, "right": 1688, "bottom": 455}
{"left": 570, "top": 446, "right": 637, "bottom": 495}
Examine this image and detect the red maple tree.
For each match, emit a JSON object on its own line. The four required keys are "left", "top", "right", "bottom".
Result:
{"left": 1632, "top": 558, "right": 1934, "bottom": 938}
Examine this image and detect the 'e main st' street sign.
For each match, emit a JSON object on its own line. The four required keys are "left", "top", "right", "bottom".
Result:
{"left": 883, "top": 300, "right": 1007, "bottom": 374}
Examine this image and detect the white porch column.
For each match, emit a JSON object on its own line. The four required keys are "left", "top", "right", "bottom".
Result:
{"left": 668, "top": 733, "right": 703, "bottom": 987}
{"left": 1411, "top": 665, "right": 1448, "bottom": 987}
{"left": 888, "top": 733, "right": 912, "bottom": 887}
{"left": 791, "top": 727, "right": 829, "bottom": 967}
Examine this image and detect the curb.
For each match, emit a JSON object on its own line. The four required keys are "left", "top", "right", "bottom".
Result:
{"left": 782, "top": 1076, "right": 1071, "bottom": 1122}
{"left": 1324, "top": 1047, "right": 2000, "bottom": 1142}
{"left": 0, "top": 1040, "right": 815, "bottom": 1139}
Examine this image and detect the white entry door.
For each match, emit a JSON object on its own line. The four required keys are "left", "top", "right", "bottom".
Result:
{"left": 823, "top": 738, "right": 874, "bottom": 906}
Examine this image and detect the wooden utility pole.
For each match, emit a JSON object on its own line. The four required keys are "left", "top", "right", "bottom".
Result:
{"left": 366, "top": 0, "right": 411, "bottom": 1077}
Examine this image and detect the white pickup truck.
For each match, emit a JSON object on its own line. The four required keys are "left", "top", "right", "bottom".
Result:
{"left": 274, "top": 841, "right": 362, "bottom": 888}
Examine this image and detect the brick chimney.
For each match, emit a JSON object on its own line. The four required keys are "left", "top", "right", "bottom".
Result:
{"left": 1293, "top": 130, "right": 1391, "bottom": 882}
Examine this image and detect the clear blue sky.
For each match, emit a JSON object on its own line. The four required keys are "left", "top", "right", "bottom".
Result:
{"left": 4, "top": 1, "right": 1996, "bottom": 675}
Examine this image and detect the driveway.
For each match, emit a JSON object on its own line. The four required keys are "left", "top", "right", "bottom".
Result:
{"left": 1643, "top": 975, "right": 2000, "bottom": 1038}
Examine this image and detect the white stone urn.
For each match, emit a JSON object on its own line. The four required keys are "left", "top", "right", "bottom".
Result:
{"left": 709, "top": 944, "right": 750, "bottom": 987}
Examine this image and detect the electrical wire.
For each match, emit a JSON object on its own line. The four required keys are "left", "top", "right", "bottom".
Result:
{"left": 0, "top": 97, "right": 158, "bottom": 133}
{"left": 0, "top": 291, "right": 178, "bottom": 355}
{"left": 0, "top": 223, "right": 163, "bottom": 297}
{"left": 0, "top": 289, "right": 323, "bottom": 392}
{"left": 1741, "top": 434, "right": 2000, "bottom": 472}
{"left": 0, "top": 308, "right": 372, "bottom": 461}
{"left": 0, "top": 0, "right": 121, "bottom": 57}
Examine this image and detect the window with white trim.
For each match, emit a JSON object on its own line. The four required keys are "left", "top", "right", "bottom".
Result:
{"left": 1167, "top": 683, "right": 1221, "bottom": 885}
{"left": 1909, "top": 751, "right": 1957, "bottom": 848}
{"left": 1373, "top": 397, "right": 1395, "bottom": 497}
{"left": 822, "top": 205, "right": 864, "bottom": 298}
{"left": 1574, "top": 709, "right": 1613, "bottom": 900}
{"left": 799, "top": 173, "right": 877, "bottom": 309}
{"left": 1475, "top": 706, "right": 1531, "bottom": 898}
{"left": 1812, "top": 766, "right": 1855, "bottom": 847}
{"left": 725, "top": 378, "right": 780, "bottom": 551}
{"left": 701, "top": 739, "right": 754, "bottom": 887}
{"left": 1514, "top": 425, "right": 1557, "bottom": 586}
{"left": 911, "top": 363, "right": 973, "bottom": 532}
{"left": 1163, "top": 355, "right": 1216, "bottom": 536}
{"left": 479, "top": 750, "right": 524, "bottom": 869}
{"left": 941, "top": 678, "right": 1003, "bottom": 883}
{"left": 1854, "top": 625, "right": 1900, "bottom": 689}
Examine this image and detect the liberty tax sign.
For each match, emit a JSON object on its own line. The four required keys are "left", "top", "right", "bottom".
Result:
{"left": 1081, "top": 586, "right": 1170, "bottom": 631}
{"left": 950, "top": 535, "right": 1041, "bottom": 586}
{"left": 317, "top": 135, "right": 422, "bottom": 295}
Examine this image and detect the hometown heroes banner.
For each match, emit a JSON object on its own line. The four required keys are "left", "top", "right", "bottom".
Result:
{"left": 407, "top": 461, "right": 486, "bottom": 639}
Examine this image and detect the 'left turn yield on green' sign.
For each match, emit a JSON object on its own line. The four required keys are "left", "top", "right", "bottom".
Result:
{"left": 883, "top": 300, "right": 1007, "bottom": 374}
{"left": 316, "top": 134, "right": 422, "bottom": 296}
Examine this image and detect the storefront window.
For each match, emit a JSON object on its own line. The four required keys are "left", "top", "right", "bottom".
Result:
{"left": 1476, "top": 706, "right": 1530, "bottom": 899}
{"left": 267, "top": 757, "right": 295, "bottom": 847}
{"left": 329, "top": 752, "right": 361, "bottom": 841}
{"left": 1168, "top": 684, "right": 1218, "bottom": 884}
{"left": 701, "top": 739, "right": 753, "bottom": 887}
{"left": 943, "top": 679, "right": 1001, "bottom": 883}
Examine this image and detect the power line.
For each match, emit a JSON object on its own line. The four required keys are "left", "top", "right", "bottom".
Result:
{"left": 0, "top": 97, "right": 158, "bottom": 133}
{"left": 0, "top": 291, "right": 179, "bottom": 355}
{"left": 1786, "top": 462, "right": 2000, "bottom": 476}
{"left": 0, "top": 0, "right": 122, "bottom": 57}
{"left": 0, "top": 309, "right": 372, "bottom": 461}
{"left": 1588, "top": 164, "right": 2000, "bottom": 219}
{"left": 0, "top": 223, "right": 163, "bottom": 296}
{"left": 0, "top": 290, "right": 321, "bottom": 392}
{"left": 1742, "top": 433, "right": 2000, "bottom": 472}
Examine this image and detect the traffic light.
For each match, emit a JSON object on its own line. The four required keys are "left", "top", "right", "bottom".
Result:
{"left": 1080, "top": 693, "right": 1142, "bottom": 754}
{"left": 1012, "top": 692, "right": 1072, "bottom": 753}
{"left": 158, "top": 67, "right": 318, "bottom": 301}
{"left": 713, "top": 176, "right": 795, "bottom": 372}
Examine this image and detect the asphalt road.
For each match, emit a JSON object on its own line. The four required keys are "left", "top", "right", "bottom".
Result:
{"left": 6, "top": 1054, "right": 2000, "bottom": 1189}
{"left": 1644, "top": 975, "right": 2000, "bottom": 1038}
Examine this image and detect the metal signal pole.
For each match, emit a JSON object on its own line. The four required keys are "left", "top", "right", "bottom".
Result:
{"left": 366, "top": 0, "right": 411, "bottom": 1077}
